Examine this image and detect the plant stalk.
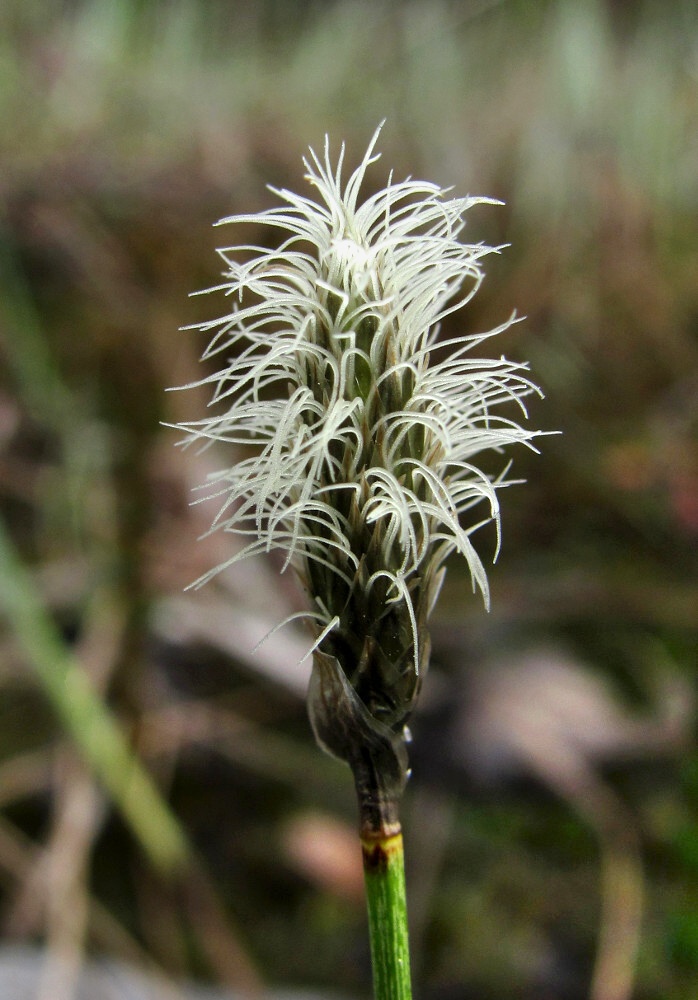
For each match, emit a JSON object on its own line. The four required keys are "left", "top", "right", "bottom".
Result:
{"left": 361, "top": 825, "right": 412, "bottom": 1000}
{"left": 353, "top": 753, "right": 412, "bottom": 1000}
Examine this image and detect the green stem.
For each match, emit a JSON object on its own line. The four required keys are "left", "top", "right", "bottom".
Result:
{"left": 361, "top": 827, "right": 413, "bottom": 1000}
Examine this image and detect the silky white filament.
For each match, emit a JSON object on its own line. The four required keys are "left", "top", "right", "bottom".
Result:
{"left": 174, "top": 123, "right": 541, "bottom": 676}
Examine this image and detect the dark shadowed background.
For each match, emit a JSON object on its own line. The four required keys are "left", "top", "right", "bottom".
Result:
{"left": 0, "top": 2, "right": 696, "bottom": 999}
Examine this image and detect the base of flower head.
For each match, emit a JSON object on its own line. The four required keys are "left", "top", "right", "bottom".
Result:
{"left": 308, "top": 648, "right": 408, "bottom": 828}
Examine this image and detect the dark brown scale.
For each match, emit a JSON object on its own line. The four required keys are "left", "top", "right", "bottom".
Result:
{"left": 362, "top": 841, "right": 390, "bottom": 875}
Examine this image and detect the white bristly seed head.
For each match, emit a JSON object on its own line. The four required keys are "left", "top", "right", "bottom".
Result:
{"left": 175, "top": 124, "right": 541, "bottom": 780}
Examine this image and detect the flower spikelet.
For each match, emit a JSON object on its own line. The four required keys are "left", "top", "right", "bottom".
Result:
{"left": 177, "top": 125, "right": 540, "bottom": 787}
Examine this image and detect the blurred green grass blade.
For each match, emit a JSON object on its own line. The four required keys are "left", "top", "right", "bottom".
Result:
{"left": 0, "top": 229, "right": 75, "bottom": 431}
{"left": 0, "top": 515, "right": 190, "bottom": 875}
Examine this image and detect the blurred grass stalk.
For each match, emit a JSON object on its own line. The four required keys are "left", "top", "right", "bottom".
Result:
{"left": 0, "top": 230, "right": 190, "bottom": 874}
{"left": 0, "top": 503, "right": 190, "bottom": 877}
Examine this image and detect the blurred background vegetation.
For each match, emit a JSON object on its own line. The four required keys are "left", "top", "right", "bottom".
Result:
{"left": 0, "top": 1, "right": 696, "bottom": 998}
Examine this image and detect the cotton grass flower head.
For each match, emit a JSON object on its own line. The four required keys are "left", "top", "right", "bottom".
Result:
{"left": 176, "top": 125, "right": 540, "bottom": 814}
